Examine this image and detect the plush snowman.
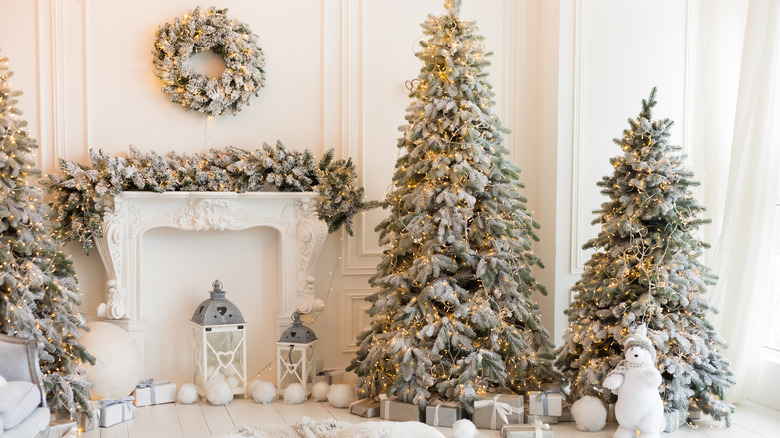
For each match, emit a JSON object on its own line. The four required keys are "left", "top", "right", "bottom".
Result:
{"left": 602, "top": 325, "right": 664, "bottom": 438}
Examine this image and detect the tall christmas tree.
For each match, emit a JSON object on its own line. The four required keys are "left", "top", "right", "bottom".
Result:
{"left": 554, "top": 89, "right": 735, "bottom": 423}
{"left": 0, "top": 53, "right": 94, "bottom": 417}
{"left": 347, "top": 0, "right": 561, "bottom": 408}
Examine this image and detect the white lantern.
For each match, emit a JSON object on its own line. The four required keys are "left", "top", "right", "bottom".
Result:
{"left": 277, "top": 312, "right": 317, "bottom": 395}
{"left": 191, "top": 280, "right": 247, "bottom": 396}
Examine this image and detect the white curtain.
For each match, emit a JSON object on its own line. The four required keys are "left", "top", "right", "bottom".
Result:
{"left": 700, "top": 0, "right": 780, "bottom": 402}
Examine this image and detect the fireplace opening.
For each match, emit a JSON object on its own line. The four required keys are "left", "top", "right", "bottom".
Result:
{"left": 140, "top": 227, "right": 279, "bottom": 385}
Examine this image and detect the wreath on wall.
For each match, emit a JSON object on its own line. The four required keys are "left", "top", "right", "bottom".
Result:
{"left": 46, "top": 143, "right": 382, "bottom": 255}
{"left": 152, "top": 6, "right": 266, "bottom": 116}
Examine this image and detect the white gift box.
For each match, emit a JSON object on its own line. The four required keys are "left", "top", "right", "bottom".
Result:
{"left": 98, "top": 398, "right": 136, "bottom": 427}
{"left": 133, "top": 380, "right": 177, "bottom": 406}
{"left": 663, "top": 409, "right": 685, "bottom": 433}
{"left": 528, "top": 390, "right": 562, "bottom": 417}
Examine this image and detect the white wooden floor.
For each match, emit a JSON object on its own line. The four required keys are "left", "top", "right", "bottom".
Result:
{"left": 78, "top": 398, "right": 780, "bottom": 438}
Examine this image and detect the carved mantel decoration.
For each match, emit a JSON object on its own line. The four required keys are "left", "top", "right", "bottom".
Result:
{"left": 93, "top": 192, "right": 328, "bottom": 342}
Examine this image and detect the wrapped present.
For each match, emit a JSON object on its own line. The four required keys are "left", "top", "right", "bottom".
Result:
{"left": 133, "top": 379, "right": 177, "bottom": 406}
{"left": 501, "top": 419, "right": 554, "bottom": 438}
{"left": 78, "top": 401, "right": 102, "bottom": 432}
{"left": 98, "top": 397, "right": 137, "bottom": 427}
{"left": 425, "top": 400, "right": 463, "bottom": 427}
{"left": 663, "top": 408, "right": 685, "bottom": 433}
{"left": 526, "top": 414, "right": 558, "bottom": 424}
{"left": 315, "top": 369, "right": 345, "bottom": 385}
{"left": 687, "top": 406, "right": 701, "bottom": 420}
{"left": 379, "top": 395, "right": 424, "bottom": 422}
{"left": 528, "top": 390, "right": 562, "bottom": 417}
{"left": 43, "top": 419, "right": 78, "bottom": 438}
{"left": 473, "top": 393, "right": 524, "bottom": 430}
{"left": 349, "top": 399, "right": 381, "bottom": 418}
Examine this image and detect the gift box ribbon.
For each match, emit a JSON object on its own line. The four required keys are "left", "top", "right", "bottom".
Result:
{"left": 474, "top": 394, "right": 522, "bottom": 429}
{"left": 100, "top": 397, "right": 137, "bottom": 423}
{"left": 534, "top": 388, "right": 561, "bottom": 416}
{"left": 429, "top": 398, "right": 459, "bottom": 426}
{"left": 379, "top": 394, "right": 390, "bottom": 420}
{"left": 511, "top": 419, "right": 550, "bottom": 438}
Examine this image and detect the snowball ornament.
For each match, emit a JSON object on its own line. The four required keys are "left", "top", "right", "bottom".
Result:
{"left": 326, "top": 384, "right": 353, "bottom": 408}
{"left": 311, "top": 381, "right": 330, "bottom": 402}
{"left": 249, "top": 380, "right": 277, "bottom": 404}
{"left": 79, "top": 321, "right": 142, "bottom": 399}
{"left": 205, "top": 375, "right": 234, "bottom": 405}
{"left": 283, "top": 383, "right": 307, "bottom": 404}
{"left": 602, "top": 325, "right": 664, "bottom": 438}
{"left": 177, "top": 383, "right": 199, "bottom": 405}
{"left": 571, "top": 396, "right": 607, "bottom": 431}
{"left": 452, "top": 419, "right": 478, "bottom": 438}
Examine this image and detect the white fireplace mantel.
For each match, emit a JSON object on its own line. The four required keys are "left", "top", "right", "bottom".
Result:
{"left": 93, "top": 192, "right": 328, "bottom": 340}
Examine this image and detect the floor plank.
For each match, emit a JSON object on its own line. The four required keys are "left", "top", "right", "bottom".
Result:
{"left": 174, "top": 402, "right": 211, "bottom": 438}
{"left": 200, "top": 403, "right": 235, "bottom": 437}
{"left": 273, "top": 400, "right": 335, "bottom": 424}
{"left": 149, "top": 403, "right": 185, "bottom": 438}
{"left": 125, "top": 405, "right": 155, "bottom": 438}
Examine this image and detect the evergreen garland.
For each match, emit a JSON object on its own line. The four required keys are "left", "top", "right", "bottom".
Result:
{"left": 46, "top": 143, "right": 380, "bottom": 254}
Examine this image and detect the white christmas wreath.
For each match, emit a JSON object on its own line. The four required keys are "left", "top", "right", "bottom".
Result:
{"left": 152, "top": 6, "right": 266, "bottom": 116}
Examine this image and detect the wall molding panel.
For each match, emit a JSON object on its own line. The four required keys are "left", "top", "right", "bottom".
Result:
{"left": 568, "top": 0, "right": 691, "bottom": 275}
{"left": 341, "top": 289, "right": 373, "bottom": 352}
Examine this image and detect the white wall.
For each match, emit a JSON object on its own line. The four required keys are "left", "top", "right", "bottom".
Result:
{"left": 0, "top": 0, "right": 696, "bottom": 383}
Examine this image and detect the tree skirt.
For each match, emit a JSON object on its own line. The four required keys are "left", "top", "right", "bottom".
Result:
{"left": 213, "top": 416, "right": 447, "bottom": 438}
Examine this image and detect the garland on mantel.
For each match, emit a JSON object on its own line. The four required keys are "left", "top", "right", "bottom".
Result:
{"left": 45, "top": 142, "right": 381, "bottom": 255}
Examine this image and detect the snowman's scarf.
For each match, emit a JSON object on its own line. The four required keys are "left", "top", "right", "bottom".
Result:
{"left": 606, "top": 359, "right": 651, "bottom": 379}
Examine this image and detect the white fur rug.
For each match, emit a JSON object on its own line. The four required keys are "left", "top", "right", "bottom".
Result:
{"left": 213, "top": 416, "right": 447, "bottom": 438}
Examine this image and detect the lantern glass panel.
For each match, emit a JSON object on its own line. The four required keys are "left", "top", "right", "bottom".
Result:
{"left": 192, "top": 323, "right": 247, "bottom": 394}
{"left": 277, "top": 343, "right": 316, "bottom": 390}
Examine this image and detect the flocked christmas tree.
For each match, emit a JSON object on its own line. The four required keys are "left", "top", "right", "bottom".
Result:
{"left": 0, "top": 53, "right": 95, "bottom": 417}
{"left": 347, "top": 0, "right": 561, "bottom": 408}
{"left": 554, "top": 89, "right": 735, "bottom": 423}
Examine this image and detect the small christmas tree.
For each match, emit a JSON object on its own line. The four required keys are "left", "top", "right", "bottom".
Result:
{"left": 347, "top": 0, "right": 561, "bottom": 408}
{"left": 0, "top": 53, "right": 94, "bottom": 417}
{"left": 554, "top": 89, "right": 735, "bottom": 423}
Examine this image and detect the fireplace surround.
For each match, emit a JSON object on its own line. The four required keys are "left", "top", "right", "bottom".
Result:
{"left": 92, "top": 192, "right": 328, "bottom": 370}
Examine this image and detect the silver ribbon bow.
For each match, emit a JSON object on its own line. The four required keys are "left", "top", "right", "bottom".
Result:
{"left": 136, "top": 378, "right": 154, "bottom": 389}
{"left": 474, "top": 394, "right": 521, "bottom": 428}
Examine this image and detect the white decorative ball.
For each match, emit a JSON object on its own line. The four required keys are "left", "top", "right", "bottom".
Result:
{"left": 571, "top": 396, "right": 607, "bottom": 432}
{"left": 176, "top": 383, "right": 199, "bottom": 404}
{"left": 205, "top": 375, "right": 234, "bottom": 406}
{"left": 283, "top": 383, "right": 307, "bottom": 404}
{"left": 452, "top": 419, "right": 478, "bottom": 438}
{"left": 79, "top": 321, "right": 142, "bottom": 400}
{"left": 249, "top": 380, "right": 277, "bottom": 404}
{"left": 225, "top": 375, "right": 240, "bottom": 389}
{"left": 0, "top": 375, "right": 6, "bottom": 387}
{"left": 327, "top": 384, "right": 354, "bottom": 408}
{"left": 311, "top": 381, "right": 330, "bottom": 402}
